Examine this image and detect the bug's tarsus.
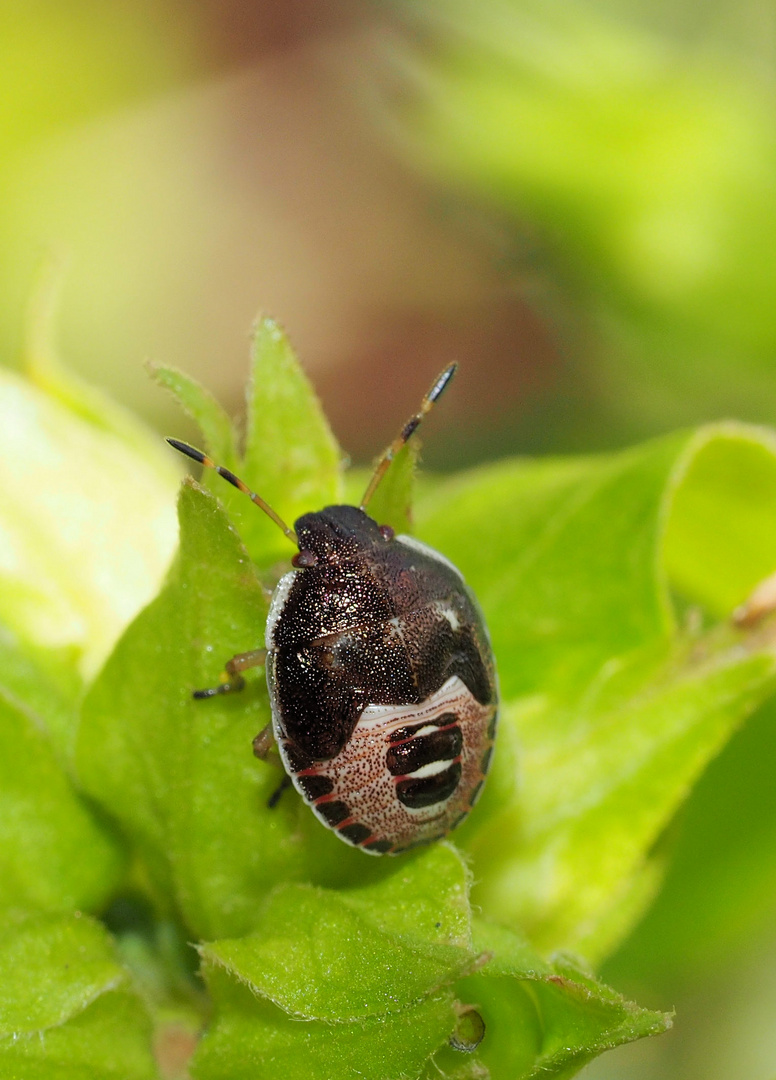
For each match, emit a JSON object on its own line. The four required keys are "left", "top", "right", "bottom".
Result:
{"left": 192, "top": 649, "right": 267, "bottom": 700}
{"left": 360, "top": 362, "right": 457, "bottom": 511}
{"left": 267, "top": 774, "right": 292, "bottom": 809}
{"left": 166, "top": 438, "right": 298, "bottom": 545}
{"left": 193, "top": 675, "right": 245, "bottom": 699}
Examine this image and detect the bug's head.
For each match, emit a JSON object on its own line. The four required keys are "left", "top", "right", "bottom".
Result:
{"left": 293, "top": 505, "right": 387, "bottom": 565}
{"left": 167, "top": 362, "right": 455, "bottom": 569}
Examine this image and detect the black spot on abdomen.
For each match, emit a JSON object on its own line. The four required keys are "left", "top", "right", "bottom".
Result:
{"left": 317, "top": 800, "right": 350, "bottom": 826}
{"left": 390, "top": 712, "right": 457, "bottom": 744}
{"left": 297, "top": 774, "right": 334, "bottom": 801}
{"left": 396, "top": 762, "right": 462, "bottom": 809}
{"left": 364, "top": 838, "right": 392, "bottom": 853}
{"left": 339, "top": 822, "right": 371, "bottom": 844}
{"left": 386, "top": 725, "right": 462, "bottom": 776}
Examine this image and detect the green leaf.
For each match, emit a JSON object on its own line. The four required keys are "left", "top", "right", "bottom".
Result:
{"left": 159, "top": 319, "right": 343, "bottom": 571}
{"left": 47, "top": 334, "right": 776, "bottom": 1077}
{"left": 363, "top": 439, "right": 418, "bottom": 536}
{"left": 233, "top": 317, "right": 342, "bottom": 566}
{"left": 475, "top": 636, "right": 775, "bottom": 960}
{"left": 0, "top": 914, "right": 123, "bottom": 1031}
{"left": 663, "top": 423, "right": 776, "bottom": 616}
{"left": 603, "top": 690, "right": 776, "bottom": 986}
{"left": 148, "top": 362, "right": 238, "bottom": 471}
{"left": 0, "top": 619, "right": 81, "bottom": 761}
{"left": 416, "top": 425, "right": 776, "bottom": 958}
{"left": 198, "top": 845, "right": 474, "bottom": 1022}
{"left": 193, "top": 853, "right": 669, "bottom": 1080}
{"left": 422, "top": 920, "right": 670, "bottom": 1080}
{"left": 342, "top": 841, "right": 472, "bottom": 949}
{"left": 192, "top": 968, "right": 455, "bottom": 1080}
{"left": 0, "top": 365, "right": 178, "bottom": 679}
{"left": 193, "top": 846, "right": 475, "bottom": 1079}
{"left": 0, "top": 690, "right": 125, "bottom": 920}
{"left": 76, "top": 480, "right": 308, "bottom": 941}
{"left": 0, "top": 913, "right": 156, "bottom": 1080}
{"left": 244, "top": 318, "right": 342, "bottom": 509}
{"left": 200, "top": 886, "right": 469, "bottom": 1022}
{"left": 419, "top": 439, "right": 681, "bottom": 702}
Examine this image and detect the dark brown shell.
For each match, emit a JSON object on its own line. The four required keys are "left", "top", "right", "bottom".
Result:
{"left": 265, "top": 505, "right": 498, "bottom": 854}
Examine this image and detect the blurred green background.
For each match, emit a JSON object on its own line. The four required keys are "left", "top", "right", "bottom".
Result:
{"left": 2, "top": 1, "right": 776, "bottom": 1076}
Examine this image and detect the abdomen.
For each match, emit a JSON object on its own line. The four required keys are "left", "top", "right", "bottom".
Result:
{"left": 277, "top": 673, "right": 497, "bottom": 854}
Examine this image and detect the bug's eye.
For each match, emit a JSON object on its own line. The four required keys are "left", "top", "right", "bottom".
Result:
{"left": 379, "top": 525, "right": 395, "bottom": 541}
{"left": 292, "top": 549, "right": 318, "bottom": 568}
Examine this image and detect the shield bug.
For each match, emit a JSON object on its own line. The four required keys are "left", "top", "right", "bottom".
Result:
{"left": 168, "top": 364, "right": 498, "bottom": 854}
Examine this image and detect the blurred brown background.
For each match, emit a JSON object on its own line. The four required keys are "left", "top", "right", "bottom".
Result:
{"left": 0, "top": 0, "right": 557, "bottom": 470}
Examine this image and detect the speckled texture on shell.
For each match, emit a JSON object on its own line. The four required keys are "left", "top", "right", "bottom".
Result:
{"left": 264, "top": 504, "right": 498, "bottom": 854}
{"left": 278, "top": 675, "right": 496, "bottom": 853}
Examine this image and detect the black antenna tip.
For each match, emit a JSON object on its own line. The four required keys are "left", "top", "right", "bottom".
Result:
{"left": 167, "top": 438, "right": 206, "bottom": 465}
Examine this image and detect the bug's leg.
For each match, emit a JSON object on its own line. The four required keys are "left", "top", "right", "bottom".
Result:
{"left": 193, "top": 648, "right": 267, "bottom": 699}
{"left": 267, "top": 774, "right": 292, "bottom": 809}
{"left": 253, "top": 724, "right": 290, "bottom": 807}
{"left": 252, "top": 721, "right": 276, "bottom": 760}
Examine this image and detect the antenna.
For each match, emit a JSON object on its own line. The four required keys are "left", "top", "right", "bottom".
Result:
{"left": 167, "top": 439, "right": 298, "bottom": 546}
{"left": 360, "top": 363, "right": 457, "bottom": 511}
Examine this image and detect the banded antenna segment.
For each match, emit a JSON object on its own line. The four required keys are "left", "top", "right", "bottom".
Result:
{"left": 360, "top": 362, "right": 457, "bottom": 511}
{"left": 167, "top": 438, "right": 298, "bottom": 545}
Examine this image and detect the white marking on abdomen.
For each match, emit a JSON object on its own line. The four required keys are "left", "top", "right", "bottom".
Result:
{"left": 404, "top": 758, "right": 455, "bottom": 780}
{"left": 402, "top": 723, "right": 442, "bottom": 740}
{"left": 358, "top": 675, "right": 469, "bottom": 731}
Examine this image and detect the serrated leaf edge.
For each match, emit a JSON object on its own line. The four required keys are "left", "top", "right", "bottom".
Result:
{"left": 197, "top": 881, "right": 480, "bottom": 1025}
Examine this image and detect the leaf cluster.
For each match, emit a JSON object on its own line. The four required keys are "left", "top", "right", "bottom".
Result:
{"left": 4, "top": 319, "right": 776, "bottom": 1077}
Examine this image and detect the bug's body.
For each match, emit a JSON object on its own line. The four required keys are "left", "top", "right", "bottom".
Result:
{"left": 265, "top": 506, "right": 497, "bottom": 853}
{"left": 168, "top": 361, "right": 498, "bottom": 855}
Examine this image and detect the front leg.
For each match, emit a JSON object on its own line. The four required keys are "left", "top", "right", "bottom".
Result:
{"left": 194, "top": 649, "right": 290, "bottom": 808}
{"left": 193, "top": 648, "right": 267, "bottom": 699}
